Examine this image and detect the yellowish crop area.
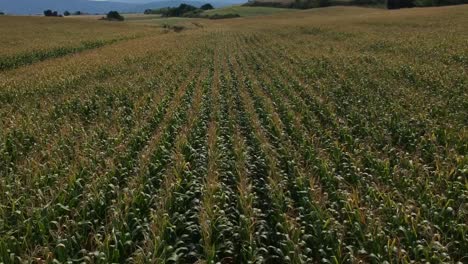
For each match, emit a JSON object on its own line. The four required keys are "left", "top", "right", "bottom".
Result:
{"left": 0, "top": 5, "right": 467, "bottom": 263}
{"left": 0, "top": 16, "right": 158, "bottom": 57}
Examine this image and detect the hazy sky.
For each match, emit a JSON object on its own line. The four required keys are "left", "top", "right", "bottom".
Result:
{"left": 92, "top": 0, "right": 162, "bottom": 2}
{"left": 95, "top": 0, "right": 155, "bottom": 2}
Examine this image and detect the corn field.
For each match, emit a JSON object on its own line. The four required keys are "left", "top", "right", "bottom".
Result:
{"left": 0, "top": 5, "right": 467, "bottom": 264}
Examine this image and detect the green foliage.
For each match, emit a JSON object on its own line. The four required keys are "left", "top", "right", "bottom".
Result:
{"left": 43, "top": 9, "right": 60, "bottom": 17}
{"left": 106, "top": 11, "right": 124, "bottom": 21}
{"left": 208, "top": 13, "right": 240, "bottom": 19}
{"left": 387, "top": 0, "right": 467, "bottom": 8}
{"left": 182, "top": 9, "right": 204, "bottom": 17}
{"left": 246, "top": 0, "right": 332, "bottom": 9}
{"left": 63, "top": 11, "right": 71, "bottom": 16}
{"left": 413, "top": 0, "right": 468, "bottom": 6}
{"left": 161, "top": 3, "right": 198, "bottom": 17}
{"left": 152, "top": 3, "right": 220, "bottom": 18}
{"left": 200, "top": 3, "right": 215, "bottom": 10}
{"left": 352, "top": 0, "right": 384, "bottom": 5}
{"left": 247, "top": 0, "right": 465, "bottom": 8}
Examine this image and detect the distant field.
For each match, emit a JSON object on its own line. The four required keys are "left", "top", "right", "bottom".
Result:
{"left": 203, "top": 5, "right": 295, "bottom": 16}
{"left": 0, "top": 5, "right": 467, "bottom": 263}
{"left": 0, "top": 16, "right": 152, "bottom": 57}
{"left": 123, "top": 13, "right": 162, "bottom": 21}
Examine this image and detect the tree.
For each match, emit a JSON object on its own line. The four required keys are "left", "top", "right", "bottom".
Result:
{"left": 106, "top": 11, "right": 124, "bottom": 21}
{"left": 400, "top": 0, "right": 415, "bottom": 7}
{"left": 200, "top": 3, "right": 214, "bottom": 10}
{"left": 73, "top": 11, "right": 82, "bottom": 15}
{"left": 161, "top": 4, "right": 197, "bottom": 17}
{"left": 0, "top": 11, "right": 4, "bottom": 15}
{"left": 64, "top": 11, "right": 71, "bottom": 16}
{"left": 386, "top": 0, "right": 415, "bottom": 8}
{"left": 44, "top": 9, "right": 59, "bottom": 16}
{"left": 318, "top": 0, "right": 330, "bottom": 6}
{"left": 44, "top": 9, "right": 53, "bottom": 16}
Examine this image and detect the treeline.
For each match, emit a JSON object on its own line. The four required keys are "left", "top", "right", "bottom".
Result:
{"left": 144, "top": 3, "right": 213, "bottom": 17}
{"left": 43, "top": 10, "right": 84, "bottom": 17}
{"left": 246, "top": 0, "right": 467, "bottom": 9}
{"left": 244, "top": 0, "right": 373, "bottom": 8}
{"left": 43, "top": 9, "right": 61, "bottom": 17}
{"left": 64, "top": 11, "right": 85, "bottom": 16}
{"left": 42, "top": 9, "right": 124, "bottom": 21}
{"left": 387, "top": 0, "right": 468, "bottom": 8}
{"left": 245, "top": 0, "right": 378, "bottom": 9}
{"left": 144, "top": 3, "right": 238, "bottom": 19}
